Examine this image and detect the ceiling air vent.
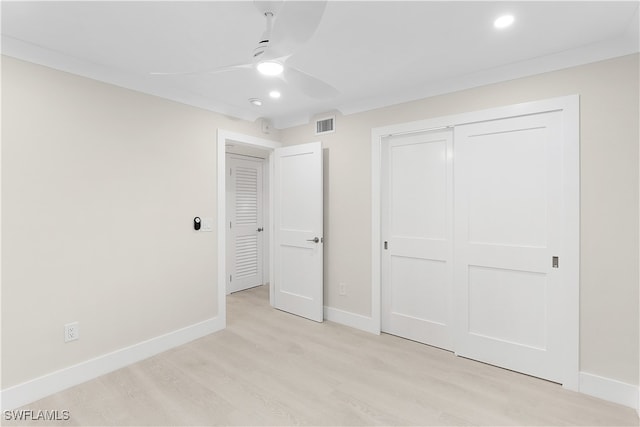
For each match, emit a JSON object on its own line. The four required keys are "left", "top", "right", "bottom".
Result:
{"left": 315, "top": 116, "right": 335, "bottom": 135}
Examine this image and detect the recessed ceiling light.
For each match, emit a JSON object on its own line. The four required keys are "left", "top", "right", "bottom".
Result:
{"left": 494, "top": 14, "right": 515, "bottom": 29}
{"left": 248, "top": 98, "right": 263, "bottom": 106}
{"left": 257, "top": 61, "right": 284, "bottom": 76}
{"left": 269, "top": 90, "right": 281, "bottom": 99}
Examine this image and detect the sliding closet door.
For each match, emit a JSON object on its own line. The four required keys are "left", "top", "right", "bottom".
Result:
{"left": 453, "top": 112, "right": 564, "bottom": 383}
{"left": 381, "top": 130, "right": 453, "bottom": 351}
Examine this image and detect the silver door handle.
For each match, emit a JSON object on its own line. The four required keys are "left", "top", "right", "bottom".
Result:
{"left": 306, "top": 237, "right": 320, "bottom": 243}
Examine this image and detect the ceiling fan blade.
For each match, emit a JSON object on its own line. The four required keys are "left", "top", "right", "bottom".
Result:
{"left": 269, "top": 0, "right": 327, "bottom": 57}
{"left": 150, "top": 63, "right": 253, "bottom": 77}
{"left": 284, "top": 65, "right": 339, "bottom": 99}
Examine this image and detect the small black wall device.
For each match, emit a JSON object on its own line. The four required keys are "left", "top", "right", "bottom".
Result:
{"left": 193, "top": 217, "right": 201, "bottom": 231}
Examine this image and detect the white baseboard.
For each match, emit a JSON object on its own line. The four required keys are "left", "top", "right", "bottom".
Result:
{"left": 324, "top": 306, "right": 379, "bottom": 335}
{"left": 0, "top": 316, "right": 224, "bottom": 411}
{"left": 579, "top": 372, "right": 639, "bottom": 410}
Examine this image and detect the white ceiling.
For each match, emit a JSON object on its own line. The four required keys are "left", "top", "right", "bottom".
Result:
{"left": 2, "top": 1, "right": 638, "bottom": 129}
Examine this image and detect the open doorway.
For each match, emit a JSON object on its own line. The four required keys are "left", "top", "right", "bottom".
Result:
{"left": 217, "top": 129, "right": 325, "bottom": 325}
{"left": 216, "top": 130, "right": 281, "bottom": 326}
{"left": 225, "top": 143, "right": 270, "bottom": 294}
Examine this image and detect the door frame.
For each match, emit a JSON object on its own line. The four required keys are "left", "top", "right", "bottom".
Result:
{"left": 217, "top": 129, "right": 281, "bottom": 328}
{"left": 371, "top": 95, "right": 580, "bottom": 390}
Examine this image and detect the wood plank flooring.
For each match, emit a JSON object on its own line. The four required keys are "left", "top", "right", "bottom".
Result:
{"left": 6, "top": 285, "right": 639, "bottom": 426}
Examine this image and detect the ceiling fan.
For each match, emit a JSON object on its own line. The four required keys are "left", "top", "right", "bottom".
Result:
{"left": 151, "top": 0, "right": 339, "bottom": 100}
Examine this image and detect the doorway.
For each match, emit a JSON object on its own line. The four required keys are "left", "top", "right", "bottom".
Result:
{"left": 226, "top": 150, "right": 268, "bottom": 294}
{"left": 216, "top": 130, "right": 325, "bottom": 326}
{"left": 217, "top": 130, "right": 281, "bottom": 325}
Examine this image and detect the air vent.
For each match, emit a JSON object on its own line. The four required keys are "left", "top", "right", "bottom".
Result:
{"left": 315, "top": 116, "right": 335, "bottom": 135}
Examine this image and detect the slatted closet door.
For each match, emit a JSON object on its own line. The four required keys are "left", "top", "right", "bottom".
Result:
{"left": 227, "top": 156, "right": 264, "bottom": 293}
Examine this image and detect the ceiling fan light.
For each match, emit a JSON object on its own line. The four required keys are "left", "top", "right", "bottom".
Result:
{"left": 249, "top": 98, "right": 263, "bottom": 106}
{"left": 257, "top": 61, "right": 284, "bottom": 76}
{"left": 494, "top": 14, "right": 515, "bottom": 29}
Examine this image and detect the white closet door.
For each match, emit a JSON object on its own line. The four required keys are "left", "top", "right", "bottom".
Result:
{"left": 227, "top": 156, "right": 264, "bottom": 293}
{"left": 453, "top": 111, "right": 563, "bottom": 382}
{"left": 381, "top": 130, "right": 453, "bottom": 350}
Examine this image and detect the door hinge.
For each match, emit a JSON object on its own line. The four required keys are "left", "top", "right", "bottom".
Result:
{"left": 230, "top": 274, "right": 233, "bottom": 282}
{"left": 384, "top": 241, "right": 388, "bottom": 250}
{"left": 230, "top": 221, "right": 232, "bottom": 229}
{"left": 552, "top": 256, "right": 559, "bottom": 268}
{"left": 229, "top": 168, "right": 232, "bottom": 176}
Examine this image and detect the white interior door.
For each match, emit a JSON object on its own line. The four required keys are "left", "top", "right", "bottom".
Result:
{"left": 453, "top": 111, "right": 563, "bottom": 383}
{"left": 273, "top": 142, "right": 323, "bottom": 322}
{"left": 227, "top": 155, "right": 264, "bottom": 294}
{"left": 381, "top": 130, "right": 453, "bottom": 350}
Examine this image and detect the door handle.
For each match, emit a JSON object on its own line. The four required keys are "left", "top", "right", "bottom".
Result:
{"left": 257, "top": 227, "right": 264, "bottom": 232}
{"left": 306, "top": 237, "right": 320, "bottom": 243}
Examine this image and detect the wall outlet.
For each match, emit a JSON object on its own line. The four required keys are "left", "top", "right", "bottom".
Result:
{"left": 64, "top": 322, "right": 79, "bottom": 342}
{"left": 339, "top": 282, "right": 347, "bottom": 296}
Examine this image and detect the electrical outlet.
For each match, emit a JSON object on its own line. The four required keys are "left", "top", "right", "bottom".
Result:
{"left": 339, "top": 283, "right": 347, "bottom": 296}
{"left": 64, "top": 322, "right": 79, "bottom": 342}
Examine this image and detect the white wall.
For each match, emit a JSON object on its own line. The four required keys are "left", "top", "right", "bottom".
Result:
{"left": 2, "top": 52, "right": 638, "bottom": 407}
{"left": 281, "top": 54, "right": 640, "bottom": 387}
{"left": 1, "top": 56, "right": 273, "bottom": 390}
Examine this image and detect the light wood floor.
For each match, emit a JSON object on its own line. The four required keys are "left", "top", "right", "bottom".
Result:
{"left": 8, "top": 285, "right": 639, "bottom": 426}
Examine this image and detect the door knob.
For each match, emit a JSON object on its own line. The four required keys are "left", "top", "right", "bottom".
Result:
{"left": 257, "top": 227, "right": 264, "bottom": 232}
{"left": 306, "top": 237, "right": 320, "bottom": 243}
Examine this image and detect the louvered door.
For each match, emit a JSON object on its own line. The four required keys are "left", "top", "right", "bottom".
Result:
{"left": 227, "top": 155, "right": 264, "bottom": 294}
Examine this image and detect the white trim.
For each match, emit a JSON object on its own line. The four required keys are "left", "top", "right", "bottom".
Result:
{"left": 217, "top": 130, "right": 282, "bottom": 152}
{"left": 371, "top": 95, "right": 580, "bottom": 389}
{"left": 216, "top": 130, "right": 281, "bottom": 316}
{"left": 579, "top": 372, "right": 639, "bottom": 410}
{"left": 560, "top": 96, "right": 581, "bottom": 391}
{"left": 337, "top": 34, "right": 637, "bottom": 122}
{"left": 371, "top": 131, "right": 382, "bottom": 335}
{"left": 268, "top": 150, "right": 275, "bottom": 308}
{"left": 0, "top": 317, "right": 223, "bottom": 411}
{"left": 323, "top": 306, "right": 379, "bottom": 335}
{"left": 217, "top": 131, "right": 228, "bottom": 328}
